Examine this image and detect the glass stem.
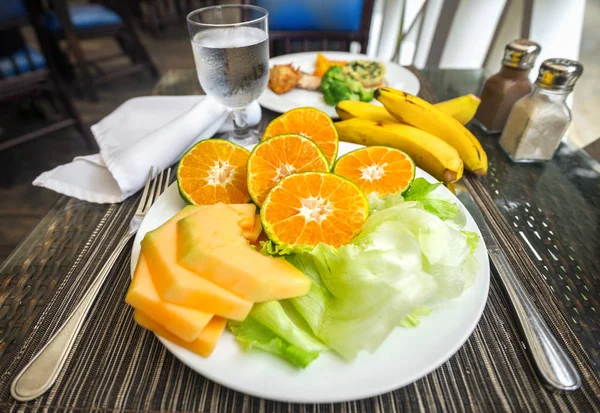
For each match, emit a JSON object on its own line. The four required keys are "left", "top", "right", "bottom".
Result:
{"left": 232, "top": 108, "right": 250, "bottom": 140}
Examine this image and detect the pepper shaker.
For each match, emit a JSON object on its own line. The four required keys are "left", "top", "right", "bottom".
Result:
{"left": 474, "top": 39, "right": 541, "bottom": 134}
{"left": 499, "top": 58, "right": 583, "bottom": 162}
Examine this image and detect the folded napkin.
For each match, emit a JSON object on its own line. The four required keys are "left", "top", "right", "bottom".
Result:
{"left": 33, "top": 96, "right": 261, "bottom": 203}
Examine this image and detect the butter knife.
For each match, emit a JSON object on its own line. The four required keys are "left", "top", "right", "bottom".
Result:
{"left": 454, "top": 183, "right": 581, "bottom": 392}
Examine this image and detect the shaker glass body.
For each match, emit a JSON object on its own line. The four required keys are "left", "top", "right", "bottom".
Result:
{"left": 499, "top": 87, "right": 571, "bottom": 162}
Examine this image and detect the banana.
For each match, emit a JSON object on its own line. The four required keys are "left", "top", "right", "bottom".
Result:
{"left": 434, "top": 94, "right": 480, "bottom": 125}
{"left": 336, "top": 101, "right": 397, "bottom": 122}
{"left": 336, "top": 94, "right": 481, "bottom": 125}
{"left": 375, "top": 88, "right": 488, "bottom": 175}
{"left": 335, "top": 118, "right": 464, "bottom": 183}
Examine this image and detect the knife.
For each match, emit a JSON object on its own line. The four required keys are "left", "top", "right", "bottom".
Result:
{"left": 454, "top": 183, "right": 581, "bottom": 392}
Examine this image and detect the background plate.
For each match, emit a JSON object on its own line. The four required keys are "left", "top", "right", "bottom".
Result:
{"left": 257, "top": 52, "right": 420, "bottom": 118}
{"left": 130, "top": 142, "right": 489, "bottom": 404}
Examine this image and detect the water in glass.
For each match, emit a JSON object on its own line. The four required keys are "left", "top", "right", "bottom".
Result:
{"left": 191, "top": 27, "right": 269, "bottom": 108}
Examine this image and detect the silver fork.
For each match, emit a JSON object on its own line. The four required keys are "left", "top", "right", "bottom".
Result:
{"left": 11, "top": 167, "right": 172, "bottom": 402}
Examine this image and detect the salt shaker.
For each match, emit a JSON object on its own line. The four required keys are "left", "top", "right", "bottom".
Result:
{"left": 499, "top": 58, "right": 583, "bottom": 162}
{"left": 474, "top": 39, "right": 541, "bottom": 134}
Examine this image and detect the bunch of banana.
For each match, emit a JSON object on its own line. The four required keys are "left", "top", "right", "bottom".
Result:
{"left": 334, "top": 90, "right": 487, "bottom": 182}
{"left": 336, "top": 94, "right": 480, "bottom": 125}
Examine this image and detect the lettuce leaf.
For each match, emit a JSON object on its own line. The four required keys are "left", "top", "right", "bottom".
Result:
{"left": 228, "top": 318, "right": 318, "bottom": 368}
{"left": 399, "top": 307, "right": 432, "bottom": 328}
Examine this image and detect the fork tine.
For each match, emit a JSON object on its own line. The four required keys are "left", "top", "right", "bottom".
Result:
{"left": 155, "top": 168, "right": 165, "bottom": 201}
{"left": 144, "top": 167, "right": 159, "bottom": 213}
{"left": 165, "top": 167, "right": 172, "bottom": 190}
{"left": 136, "top": 167, "right": 154, "bottom": 215}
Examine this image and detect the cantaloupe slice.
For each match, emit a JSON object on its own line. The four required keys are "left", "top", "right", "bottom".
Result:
{"left": 134, "top": 310, "right": 226, "bottom": 358}
{"left": 228, "top": 203, "right": 257, "bottom": 230}
{"left": 142, "top": 205, "right": 253, "bottom": 321}
{"left": 177, "top": 203, "right": 311, "bottom": 302}
{"left": 242, "top": 215, "right": 263, "bottom": 244}
{"left": 126, "top": 252, "right": 212, "bottom": 342}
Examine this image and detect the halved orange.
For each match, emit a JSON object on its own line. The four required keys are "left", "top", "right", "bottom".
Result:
{"left": 261, "top": 172, "right": 369, "bottom": 248}
{"left": 247, "top": 134, "right": 329, "bottom": 206}
{"left": 177, "top": 139, "right": 250, "bottom": 205}
{"left": 333, "top": 146, "right": 415, "bottom": 196}
{"left": 263, "top": 107, "right": 339, "bottom": 166}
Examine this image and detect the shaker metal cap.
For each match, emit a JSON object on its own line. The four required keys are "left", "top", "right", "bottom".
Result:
{"left": 536, "top": 58, "right": 584, "bottom": 91}
{"left": 502, "top": 39, "right": 541, "bottom": 69}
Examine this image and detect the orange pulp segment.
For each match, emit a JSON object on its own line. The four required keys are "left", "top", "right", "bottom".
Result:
{"left": 261, "top": 172, "right": 369, "bottom": 248}
{"left": 262, "top": 108, "right": 339, "bottom": 166}
{"left": 333, "top": 146, "right": 415, "bottom": 196}
{"left": 247, "top": 134, "right": 329, "bottom": 206}
{"left": 177, "top": 139, "right": 250, "bottom": 205}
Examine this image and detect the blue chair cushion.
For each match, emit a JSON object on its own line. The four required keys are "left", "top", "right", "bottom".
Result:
{"left": 0, "top": 47, "right": 46, "bottom": 77}
{"left": 255, "top": 0, "right": 364, "bottom": 32}
{"left": 45, "top": 4, "right": 122, "bottom": 32}
{"left": 0, "top": 0, "right": 26, "bottom": 23}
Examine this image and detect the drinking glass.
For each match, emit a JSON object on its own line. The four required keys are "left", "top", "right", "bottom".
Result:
{"left": 187, "top": 5, "right": 269, "bottom": 145}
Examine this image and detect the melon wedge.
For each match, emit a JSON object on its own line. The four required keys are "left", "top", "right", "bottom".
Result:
{"left": 242, "top": 215, "right": 263, "bottom": 244}
{"left": 142, "top": 205, "right": 253, "bottom": 321}
{"left": 177, "top": 203, "right": 311, "bottom": 302}
{"left": 126, "top": 252, "right": 212, "bottom": 342}
{"left": 134, "top": 310, "right": 226, "bottom": 358}
{"left": 228, "top": 203, "right": 257, "bottom": 230}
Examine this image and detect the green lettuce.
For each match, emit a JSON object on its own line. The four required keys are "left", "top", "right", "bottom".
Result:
{"left": 230, "top": 178, "right": 479, "bottom": 364}
{"left": 228, "top": 318, "right": 318, "bottom": 368}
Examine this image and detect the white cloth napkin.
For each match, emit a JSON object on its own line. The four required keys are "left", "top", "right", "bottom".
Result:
{"left": 33, "top": 96, "right": 261, "bottom": 204}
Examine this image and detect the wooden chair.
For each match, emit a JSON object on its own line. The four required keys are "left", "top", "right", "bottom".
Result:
{"left": 44, "top": 0, "right": 159, "bottom": 101}
{"left": 244, "top": 0, "right": 375, "bottom": 56}
{"left": 0, "top": 0, "right": 94, "bottom": 152}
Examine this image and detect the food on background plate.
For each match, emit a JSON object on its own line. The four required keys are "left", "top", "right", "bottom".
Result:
{"left": 335, "top": 118, "right": 464, "bottom": 184}
{"left": 321, "top": 66, "right": 374, "bottom": 106}
{"left": 268, "top": 64, "right": 323, "bottom": 94}
{"left": 343, "top": 60, "right": 386, "bottom": 88}
{"left": 336, "top": 94, "right": 481, "bottom": 125}
{"left": 266, "top": 54, "right": 384, "bottom": 107}
{"left": 177, "top": 139, "right": 251, "bottom": 205}
{"left": 263, "top": 107, "right": 339, "bottom": 165}
{"left": 333, "top": 146, "right": 415, "bottom": 196}
{"left": 313, "top": 53, "right": 347, "bottom": 77}
{"left": 375, "top": 88, "right": 488, "bottom": 175}
{"left": 247, "top": 134, "right": 329, "bottom": 206}
{"left": 268, "top": 64, "right": 301, "bottom": 94}
{"left": 261, "top": 172, "right": 369, "bottom": 248}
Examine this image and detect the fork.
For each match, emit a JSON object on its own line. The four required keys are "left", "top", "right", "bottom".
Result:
{"left": 11, "top": 167, "right": 172, "bottom": 402}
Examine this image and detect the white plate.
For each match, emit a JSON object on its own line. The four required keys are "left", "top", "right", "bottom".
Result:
{"left": 130, "top": 142, "right": 489, "bottom": 404}
{"left": 257, "top": 51, "right": 420, "bottom": 118}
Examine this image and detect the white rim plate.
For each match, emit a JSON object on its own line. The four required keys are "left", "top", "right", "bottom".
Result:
{"left": 130, "top": 142, "right": 489, "bottom": 404}
{"left": 257, "top": 51, "right": 420, "bottom": 118}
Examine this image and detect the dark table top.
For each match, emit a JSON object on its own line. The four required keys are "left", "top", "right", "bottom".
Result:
{"left": 0, "top": 68, "right": 598, "bottom": 412}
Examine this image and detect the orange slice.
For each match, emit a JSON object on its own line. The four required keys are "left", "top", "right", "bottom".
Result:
{"left": 177, "top": 139, "right": 251, "bottom": 205}
{"left": 247, "top": 134, "right": 329, "bottom": 206}
{"left": 333, "top": 146, "right": 415, "bottom": 196}
{"left": 261, "top": 172, "right": 369, "bottom": 248}
{"left": 263, "top": 108, "right": 339, "bottom": 166}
